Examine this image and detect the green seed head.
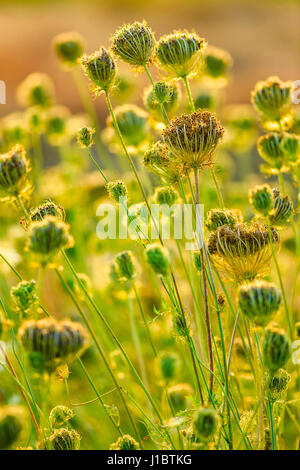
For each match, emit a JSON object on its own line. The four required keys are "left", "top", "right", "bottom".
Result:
{"left": 145, "top": 243, "right": 170, "bottom": 277}
{"left": 157, "top": 351, "right": 180, "bottom": 383}
{"left": 106, "top": 180, "right": 127, "bottom": 202}
{"left": 257, "top": 132, "right": 285, "bottom": 171}
{"left": 265, "top": 369, "right": 290, "bottom": 402}
{"left": 110, "top": 434, "right": 140, "bottom": 450}
{"left": 162, "top": 111, "right": 224, "bottom": 170}
{"left": 280, "top": 133, "right": 300, "bottom": 164}
{"left": 111, "top": 21, "right": 155, "bottom": 66}
{"left": 53, "top": 32, "right": 85, "bottom": 67}
{"left": 45, "top": 106, "right": 70, "bottom": 146}
{"left": 114, "top": 251, "right": 136, "bottom": 281}
{"left": 167, "top": 383, "right": 193, "bottom": 412}
{"left": 249, "top": 184, "right": 274, "bottom": 216}
{"left": 192, "top": 407, "right": 219, "bottom": 442}
{"left": 48, "top": 428, "right": 81, "bottom": 450}
{"left": 49, "top": 405, "right": 75, "bottom": 428}
{"left": 263, "top": 327, "right": 291, "bottom": 372}
{"left": 269, "top": 194, "right": 293, "bottom": 227}
{"left": 202, "top": 45, "right": 233, "bottom": 81}
{"left": 193, "top": 252, "right": 202, "bottom": 272}
{"left": 144, "top": 81, "right": 180, "bottom": 121}
{"left": 80, "top": 48, "right": 116, "bottom": 93}
{"left": 156, "top": 31, "right": 206, "bottom": 78}
{"left": 251, "top": 76, "right": 293, "bottom": 130}
{"left": 27, "top": 216, "right": 74, "bottom": 264}
{"left": 0, "top": 406, "right": 22, "bottom": 450}
{"left": 194, "top": 91, "right": 216, "bottom": 111}
{"left": 107, "top": 104, "right": 148, "bottom": 148}
{"left": 238, "top": 280, "right": 281, "bottom": 327}
{"left": 77, "top": 127, "right": 95, "bottom": 148}
{"left": 17, "top": 73, "right": 55, "bottom": 108}
{"left": 0, "top": 145, "right": 30, "bottom": 198}
{"left": 205, "top": 208, "right": 243, "bottom": 232}
{"left": 21, "top": 200, "right": 64, "bottom": 230}
{"left": 10, "top": 280, "right": 38, "bottom": 313}
{"left": 143, "top": 142, "right": 180, "bottom": 184}
{"left": 154, "top": 186, "right": 179, "bottom": 205}
{"left": 19, "top": 318, "right": 87, "bottom": 371}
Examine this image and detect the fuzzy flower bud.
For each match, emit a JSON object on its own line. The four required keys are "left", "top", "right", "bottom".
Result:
{"left": 156, "top": 31, "right": 206, "bottom": 78}
{"left": 249, "top": 184, "right": 274, "bottom": 216}
{"left": 0, "top": 406, "right": 22, "bottom": 450}
{"left": 0, "top": 145, "right": 30, "bottom": 200}
{"left": 19, "top": 318, "right": 87, "bottom": 372}
{"left": 238, "top": 280, "right": 281, "bottom": 327}
{"left": 27, "top": 216, "right": 73, "bottom": 265}
{"left": 106, "top": 180, "right": 127, "bottom": 202}
{"left": 80, "top": 48, "right": 116, "bottom": 93}
{"left": 263, "top": 327, "right": 291, "bottom": 372}
{"left": 48, "top": 428, "right": 81, "bottom": 450}
{"left": 265, "top": 369, "right": 290, "bottom": 402}
{"left": 251, "top": 76, "right": 293, "bottom": 131}
{"left": 154, "top": 186, "right": 179, "bottom": 205}
{"left": 114, "top": 251, "right": 136, "bottom": 281}
{"left": 192, "top": 407, "right": 219, "bottom": 442}
{"left": 111, "top": 21, "right": 155, "bottom": 67}
{"left": 11, "top": 280, "right": 38, "bottom": 313}
{"left": 145, "top": 243, "right": 170, "bottom": 277}
{"left": 144, "top": 81, "right": 180, "bottom": 121}
{"left": 53, "top": 32, "right": 85, "bottom": 67}
{"left": 269, "top": 194, "right": 293, "bottom": 227}
{"left": 162, "top": 111, "right": 224, "bottom": 170}
{"left": 77, "top": 127, "right": 95, "bottom": 148}
{"left": 49, "top": 405, "right": 75, "bottom": 428}
{"left": 17, "top": 73, "right": 54, "bottom": 109}
{"left": 110, "top": 434, "right": 140, "bottom": 450}
{"left": 157, "top": 351, "right": 180, "bottom": 383}
{"left": 167, "top": 383, "right": 193, "bottom": 412}
{"left": 205, "top": 208, "right": 243, "bottom": 232}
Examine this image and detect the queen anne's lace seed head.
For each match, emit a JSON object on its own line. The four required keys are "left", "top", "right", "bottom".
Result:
{"left": 107, "top": 104, "right": 148, "bottom": 148}
{"left": 257, "top": 132, "right": 286, "bottom": 172}
{"left": 263, "top": 327, "right": 291, "bottom": 372}
{"left": 205, "top": 208, "right": 243, "bottom": 232}
{"left": 0, "top": 145, "right": 31, "bottom": 201}
{"left": 111, "top": 21, "right": 155, "bottom": 67}
{"left": 77, "top": 127, "right": 95, "bottom": 148}
{"left": 144, "top": 81, "right": 180, "bottom": 121}
{"left": 106, "top": 180, "right": 127, "bottom": 202}
{"left": 145, "top": 243, "right": 170, "bottom": 277}
{"left": 48, "top": 428, "right": 81, "bottom": 450}
{"left": 53, "top": 32, "right": 85, "bottom": 67}
{"left": 143, "top": 142, "right": 181, "bottom": 184}
{"left": 49, "top": 406, "right": 75, "bottom": 428}
{"left": 80, "top": 48, "right": 116, "bottom": 93}
{"left": 0, "top": 406, "right": 23, "bottom": 450}
{"left": 249, "top": 184, "right": 274, "bottom": 216}
{"left": 11, "top": 280, "right": 38, "bottom": 313}
{"left": 110, "top": 434, "right": 140, "bottom": 450}
{"left": 265, "top": 369, "right": 290, "bottom": 402}
{"left": 17, "top": 73, "right": 55, "bottom": 109}
{"left": 167, "top": 383, "right": 193, "bottom": 412}
{"left": 202, "top": 45, "right": 233, "bottom": 83}
{"left": 269, "top": 194, "right": 293, "bottom": 227}
{"left": 114, "top": 251, "right": 136, "bottom": 282}
{"left": 156, "top": 31, "right": 206, "bottom": 78}
{"left": 154, "top": 186, "right": 179, "bottom": 205}
{"left": 162, "top": 111, "right": 224, "bottom": 170}
{"left": 238, "top": 280, "right": 281, "bottom": 327}
{"left": 157, "top": 351, "right": 180, "bottom": 383}
{"left": 192, "top": 407, "right": 219, "bottom": 442}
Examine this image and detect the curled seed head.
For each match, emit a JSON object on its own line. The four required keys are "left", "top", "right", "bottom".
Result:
{"left": 257, "top": 132, "right": 286, "bottom": 171}
{"left": 269, "top": 194, "right": 293, "bottom": 227}
{"left": 48, "top": 428, "right": 81, "bottom": 450}
{"left": 205, "top": 208, "right": 243, "bottom": 232}
{"left": 263, "top": 327, "right": 291, "bottom": 372}
{"left": 19, "top": 317, "right": 87, "bottom": 371}
{"left": 154, "top": 186, "right": 179, "bottom": 205}
{"left": 17, "top": 73, "right": 55, "bottom": 108}
{"left": 110, "top": 434, "right": 140, "bottom": 450}
{"left": 53, "top": 32, "right": 85, "bottom": 67}
{"left": 114, "top": 251, "right": 136, "bottom": 281}
{"left": 162, "top": 111, "right": 224, "bottom": 170}
{"left": 144, "top": 81, "right": 180, "bottom": 121}
{"left": 80, "top": 48, "right": 116, "bottom": 93}
{"left": 192, "top": 407, "right": 219, "bottom": 442}
{"left": 157, "top": 351, "right": 180, "bottom": 383}
{"left": 265, "top": 369, "right": 290, "bottom": 402}
{"left": 49, "top": 405, "right": 75, "bottom": 428}
{"left": 249, "top": 184, "right": 274, "bottom": 216}
{"left": 0, "top": 406, "right": 23, "bottom": 450}
{"left": 106, "top": 180, "right": 127, "bottom": 202}
{"left": 11, "top": 280, "right": 38, "bottom": 313}
{"left": 156, "top": 31, "right": 206, "bottom": 78}
{"left": 27, "top": 216, "right": 74, "bottom": 264}
{"left": 143, "top": 142, "right": 180, "bottom": 184}
{"left": 21, "top": 200, "right": 64, "bottom": 230}
{"left": 167, "top": 383, "right": 193, "bottom": 412}
{"left": 77, "top": 127, "right": 95, "bottom": 148}
{"left": 145, "top": 243, "right": 170, "bottom": 277}
{"left": 281, "top": 132, "right": 300, "bottom": 164}
{"left": 238, "top": 280, "right": 281, "bottom": 327}
{"left": 0, "top": 145, "right": 30, "bottom": 198}
{"left": 111, "top": 21, "right": 155, "bottom": 66}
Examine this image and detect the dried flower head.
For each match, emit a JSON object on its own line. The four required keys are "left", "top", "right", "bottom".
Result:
{"left": 238, "top": 280, "right": 281, "bottom": 327}
{"left": 48, "top": 428, "right": 81, "bottom": 450}
{"left": 80, "top": 48, "right": 116, "bottom": 93}
{"left": 251, "top": 76, "right": 294, "bottom": 131}
{"left": 53, "top": 32, "right": 85, "bottom": 67}
{"left": 167, "top": 383, "right": 193, "bottom": 412}
{"left": 19, "top": 318, "right": 87, "bottom": 372}
{"left": 144, "top": 81, "right": 180, "bottom": 121}
{"left": 156, "top": 31, "right": 206, "bottom": 78}
{"left": 0, "top": 145, "right": 31, "bottom": 201}
{"left": 162, "top": 111, "right": 224, "bottom": 170}
{"left": 49, "top": 405, "right": 75, "bottom": 428}
{"left": 143, "top": 142, "right": 180, "bottom": 184}
{"left": 110, "top": 434, "right": 140, "bottom": 450}
{"left": 77, "top": 127, "right": 95, "bottom": 148}
{"left": 27, "top": 216, "right": 74, "bottom": 265}
{"left": 202, "top": 46, "right": 233, "bottom": 83}
{"left": 192, "top": 407, "right": 219, "bottom": 442}
{"left": 263, "top": 327, "right": 291, "bottom": 372}
{"left": 145, "top": 243, "right": 170, "bottom": 277}
{"left": 205, "top": 208, "right": 243, "bottom": 232}
{"left": 157, "top": 351, "right": 180, "bottom": 383}
{"left": 111, "top": 21, "right": 155, "bottom": 67}
{"left": 114, "top": 251, "right": 136, "bottom": 281}
{"left": 107, "top": 104, "right": 148, "bottom": 148}
{"left": 0, "top": 406, "right": 23, "bottom": 450}
{"left": 10, "top": 280, "right": 38, "bottom": 313}
{"left": 208, "top": 222, "right": 279, "bottom": 283}
{"left": 249, "top": 184, "right": 274, "bottom": 216}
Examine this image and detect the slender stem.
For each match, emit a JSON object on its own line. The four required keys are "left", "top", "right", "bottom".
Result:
{"left": 132, "top": 281, "right": 157, "bottom": 357}
{"left": 142, "top": 63, "right": 169, "bottom": 124}
{"left": 86, "top": 147, "right": 108, "bottom": 183}
{"left": 183, "top": 75, "right": 195, "bottom": 112}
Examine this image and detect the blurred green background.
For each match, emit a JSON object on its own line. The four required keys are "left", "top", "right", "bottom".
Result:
{"left": 0, "top": 0, "right": 299, "bottom": 122}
